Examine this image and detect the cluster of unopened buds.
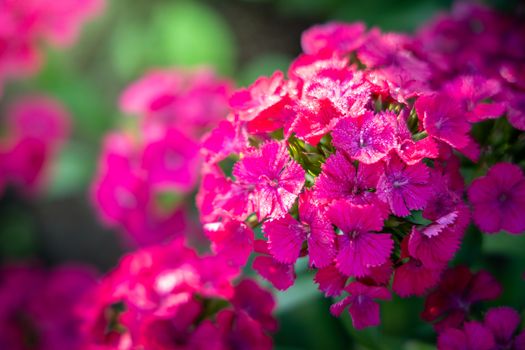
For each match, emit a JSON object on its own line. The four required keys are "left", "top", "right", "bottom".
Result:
{"left": 197, "top": 1, "right": 525, "bottom": 339}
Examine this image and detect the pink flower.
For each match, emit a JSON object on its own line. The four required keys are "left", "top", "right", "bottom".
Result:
{"left": 422, "top": 266, "right": 502, "bottom": 331}
{"left": 80, "top": 239, "right": 276, "bottom": 349}
{"left": 263, "top": 191, "right": 335, "bottom": 267}
{"left": 484, "top": 307, "right": 524, "bottom": 349}
{"left": 314, "top": 264, "right": 348, "bottom": 297}
{"left": 301, "top": 22, "right": 366, "bottom": 55}
{"left": 0, "top": 263, "right": 97, "bottom": 350}
{"left": 313, "top": 151, "right": 386, "bottom": 213}
{"left": 7, "top": 96, "right": 70, "bottom": 145}
{"left": 204, "top": 220, "right": 254, "bottom": 267}
{"left": 287, "top": 97, "right": 343, "bottom": 146}
{"left": 229, "top": 71, "right": 290, "bottom": 133}
{"left": 300, "top": 66, "right": 371, "bottom": 117}
{"left": 415, "top": 93, "right": 471, "bottom": 149}
{"left": 328, "top": 201, "right": 393, "bottom": 277}
{"left": 91, "top": 133, "right": 149, "bottom": 227}
{"left": 0, "top": 96, "right": 71, "bottom": 194}
{"left": 330, "top": 281, "right": 391, "bottom": 329}
{"left": 393, "top": 238, "right": 444, "bottom": 297}
{"left": 377, "top": 154, "right": 431, "bottom": 217}
{"left": 141, "top": 127, "right": 200, "bottom": 193}
{"left": 120, "top": 68, "right": 231, "bottom": 135}
{"left": 468, "top": 162, "right": 525, "bottom": 234}
{"left": 332, "top": 110, "right": 397, "bottom": 164}
{"left": 233, "top": 141, "right": 305, "bottom": 220}
{"left": 443, "top": 75, "right": 505, "bottom": 122}
{"left": 201, "top": 118, "right": 248, "bottom": 163}
{"left": 252, "top": 255, "right": 296, "bottom": 291}
{"left": 438, "top": 321, "right": 495, "bottom": 350}
{"left": 0, "top": 0, "right": 103, "bottom": 83}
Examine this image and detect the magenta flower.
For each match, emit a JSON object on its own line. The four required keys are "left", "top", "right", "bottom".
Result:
{"left": 287, "top": 97, "right": 343, "bottom": 146}
{"left": 468, "top": 162, "right": 525, "bottom": 234}
{"left": 7, "top": 96, "right": 70, "bottom": 145}
{"left": 252, "top": 256, "right": 296, "bottom": 291}
{"left": 377, "top": 154, "right": 431, "bottom": 217}
{"left": 233, "top": 141, "right": 305, "bottom": 220}
{"left": 314, "top": 151, "right": 386, "bottom": 211}
{"left": 263, "top": 191, "right": 335, "bottom": 267}
{"left": 0, "top": 96, "right": 71, "bottom": 194}
{"left": 484, "top": 307, "right": 525, "bottom": 349}
{"left": 301, "top": 21, "right": 366, "bottom": 55}
{"left": 314, "top": 265, "right": 348, "bottom": 297}
{"left": 141, "top": 127, "right": 200, "bottom": 193}
{"left": 330, "top": 281, "right": 391, "bottom": 329}
{"left": 120, "top": 68, "right": 231, "bottom": 135}
{"left": 0, "top": 0, "right": 103, "bottom": 86}
{"left": 201, "top": 119, "right": 248, "bottom": 163}
{"left": 204, "top": 220, "right": 254, "bottom": 267}
{"left": 328, "top": 201, "right": 393, "bottom": 277}
{"left": 80, "top": 239, "right": 276, "bottom": 349}
{"left": 332, "top": 110, "right": 397, "bottom": 164}
{"left": 229, "top": 70, "right": 290, "bottom": 133}
{"left": 91, "top": 133, "right": 149, "bottom": 227}
{"left": 438, "top": 321, "right": 496, "bottom": 350}
{"left": 422, "top": 266, "right": 502, "bottom": 331}
{"left": 392, "top": 257, "right": 443, "bottom": 297}
{"left": 0, "top": 264, "right": 97, "bottom": 350}
{"left": 443, "top": 75, "right": 505, "bottom": 122}
{"left": 415, "top": 93, "right": 471, "bottom": 149}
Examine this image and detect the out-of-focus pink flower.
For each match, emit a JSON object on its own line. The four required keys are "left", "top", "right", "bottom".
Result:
{"left": 468, "top": 162, "right": 525, "bottom": 234}
{"left": 0, "top": 96, "right": 70, "bottom": 194}
{"left": 0, "top": 263, "right": 97, "bottom": 350}
{"left": 0, "top": 0, "right": 104, "bottom": 86}
{"left": 301, "top": 22, "right": 366, "bottom": 55}
{"left": 422, "top": 266, "right": 502, "bottom": 331}
{"left": 79, "top": 240, "right": 276, "bottom": 349}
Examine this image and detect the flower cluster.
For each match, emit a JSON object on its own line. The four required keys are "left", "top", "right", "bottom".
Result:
{"left": 79, "top": 239, "right": 276, "bottom": 350}
{"left": 415, "top": 2, "right": 525, "bottom": 131}
{"left": 0, "top": 0, "right": 104, "bottom": 91}
{"left": 91, "top": 68, "right": 232, "bottom": 246}
{"left": 197, "top": 3, "right": 525, "bottom": 330}
{"left": 423, "top": 266, "right": 525, "bottom": 350}
{"left": 0, "top": 263, "right": 97, "bottom": 350}
{"left": 0, "top": 96, "right": 70, "bottom": 195}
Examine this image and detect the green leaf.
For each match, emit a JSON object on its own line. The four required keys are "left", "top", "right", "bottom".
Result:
{"left": 405, "top": 210, "right": 432, "bottom": 226}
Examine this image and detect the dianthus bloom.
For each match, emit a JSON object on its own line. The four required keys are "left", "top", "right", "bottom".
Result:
{"left": 78, "top": 239, "right": 276, "bottom": 350}
{"left": 92, "top": 68, "right": 232, "bottom": 246}
{"left": 437, "top": 306, "right": 525, "bottom": 350}
{"left": 196, "top": 3, "right": 525, "bottom": 331}
{"left": 0, "top": 263, "right": 97, "bottom": 350}
{"left": 468, "top": 162, "right": 525, "bottom": 234}
{"left": 0, "top": 0, "right": 104, "bottom": 90}
{"left": 0, "top": 96, "right": 70, "bottom": 195}
{"left": 422, "top": 266, "right": 502, "bottom": 332}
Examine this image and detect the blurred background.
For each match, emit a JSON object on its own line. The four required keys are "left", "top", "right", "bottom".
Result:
{"left": 2, "top": 0, "right": 524, "bottom": 349}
